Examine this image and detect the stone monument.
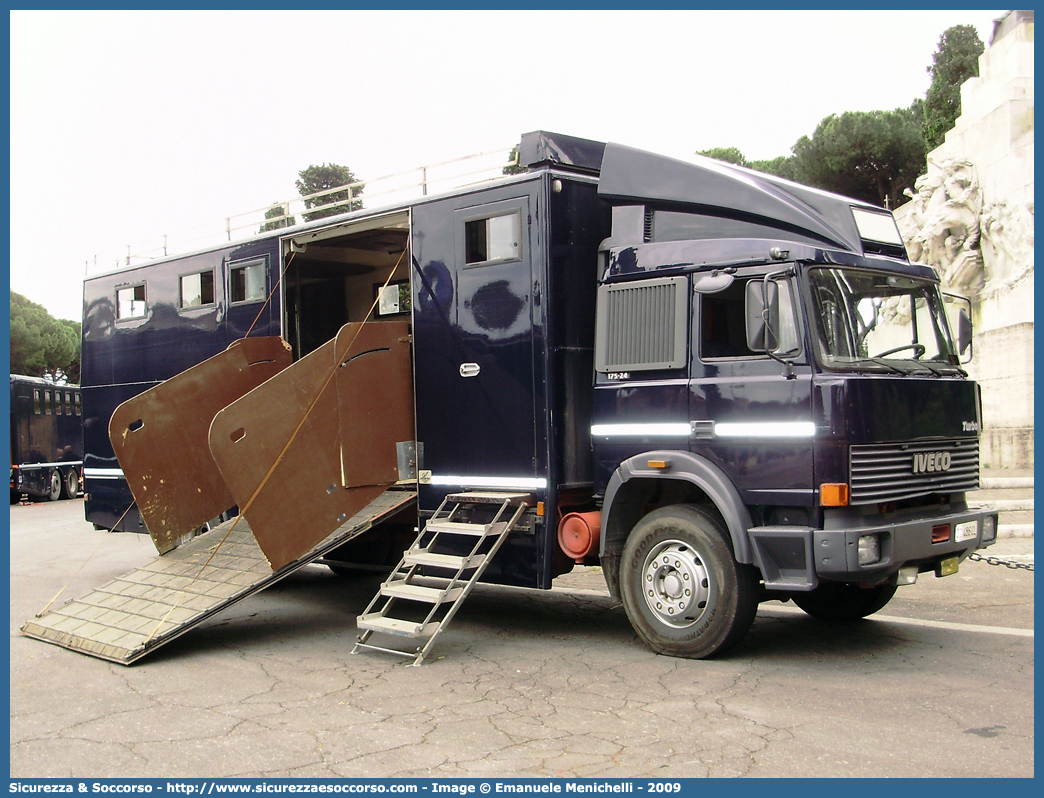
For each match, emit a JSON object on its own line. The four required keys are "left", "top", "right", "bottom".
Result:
{"left": 894, "top": 10, "right": 1034, "bottom": 469}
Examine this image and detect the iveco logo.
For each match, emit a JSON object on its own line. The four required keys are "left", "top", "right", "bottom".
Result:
{"left": 913, "top": 451, "right": 951, "bottom": 474}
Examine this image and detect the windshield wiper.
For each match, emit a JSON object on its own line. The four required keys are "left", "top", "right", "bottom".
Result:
{"left": 911, "top": 359, "right": 967, "bottom": 377}
{"left": 848, "top": 357, "right": 912, "bottom": 375}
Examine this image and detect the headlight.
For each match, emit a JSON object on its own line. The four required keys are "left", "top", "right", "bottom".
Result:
{"left": 858, "top": 534, "right": 881, "bottom": 565}
{"left": 981, "top": 515, "right": 997, "bottom": 543}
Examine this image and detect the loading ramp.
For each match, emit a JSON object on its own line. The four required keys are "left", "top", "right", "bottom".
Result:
{"left": 21, "top": 488, "right": 416, "bottom": 665}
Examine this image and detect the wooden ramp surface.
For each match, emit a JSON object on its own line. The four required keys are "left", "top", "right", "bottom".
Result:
{"left": 22, "top": 489, "right": 416, "bottom": 665}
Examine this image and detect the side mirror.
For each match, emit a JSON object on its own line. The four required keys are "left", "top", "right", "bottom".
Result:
{"left": 745, "top": 279, "right": 780, "bottom": 352}
{"left": 943, "top": 292, "right": 973, "bottom": 364}
{"left": 957, "top": 308, "right": 973, "bottom": 360}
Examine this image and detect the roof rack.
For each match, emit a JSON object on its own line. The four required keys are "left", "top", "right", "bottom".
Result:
{"left": 90, "top": 144, "right": 519, "bottom": 273}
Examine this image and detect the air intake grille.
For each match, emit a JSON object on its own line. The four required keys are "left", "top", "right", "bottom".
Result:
{"left": 849, "top": 439, "right": 979, "bottom": 505}
{"left": 595, "top": 276, "right": 688, "bottom": 372}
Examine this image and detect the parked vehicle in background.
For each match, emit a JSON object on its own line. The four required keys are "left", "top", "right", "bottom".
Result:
{"left": 10, "top": 375, "right": 83, "bottom": 502}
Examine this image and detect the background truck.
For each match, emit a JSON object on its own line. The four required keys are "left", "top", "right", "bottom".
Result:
{"left": 10, "top": 375, "right": 82, "bottom": 503}
{"left": 23, "top": 131, "right": 998, "bottom": 665}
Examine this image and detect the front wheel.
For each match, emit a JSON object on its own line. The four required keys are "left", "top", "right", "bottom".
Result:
{"left": 620, "top": 504, "right": 759, "bottom": 659}
{"left": 792, "top": 578, "right": 898, "bottom": 621}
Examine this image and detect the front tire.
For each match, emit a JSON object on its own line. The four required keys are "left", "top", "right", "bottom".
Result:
{"left": 792, "top": 578, "right": 898, "bottom": 621}
{"left": 620, "top": 504, "right": 759, "bottom": 659}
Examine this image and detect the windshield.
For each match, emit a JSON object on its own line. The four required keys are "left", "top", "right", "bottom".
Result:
{"left": 806, "top": 267, "right": 961, "bottom": 373}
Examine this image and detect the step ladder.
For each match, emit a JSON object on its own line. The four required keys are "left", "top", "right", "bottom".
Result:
{"left": 353, "top": 491, "right": 532, "bottom": 666}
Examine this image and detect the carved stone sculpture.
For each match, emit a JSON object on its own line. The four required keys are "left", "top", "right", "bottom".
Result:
{"left": 901, "top": 158, "right": 984, "bottom": 292}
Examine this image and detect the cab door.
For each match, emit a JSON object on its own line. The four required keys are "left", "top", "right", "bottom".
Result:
{"left": 689, "top": 270, "right": 815, "bottom": 510}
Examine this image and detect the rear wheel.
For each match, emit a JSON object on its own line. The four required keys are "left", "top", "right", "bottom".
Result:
{"left": 60, "top": 469, "right": 79, "bottom": 500}
{"left": 45, "top": 470, "right": 62, "bottom": 502}
{"left": 620, "top": 504, "right": 759, "bottom": 659}
{"left": 792, "top": 578, "right": 898, "bottom": 621}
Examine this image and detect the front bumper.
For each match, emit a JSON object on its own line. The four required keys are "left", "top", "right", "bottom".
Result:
{"left": 749, "top": 506, "right": 999, "bottom": 590}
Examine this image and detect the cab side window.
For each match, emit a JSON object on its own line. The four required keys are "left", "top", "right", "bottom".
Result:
{"left": 700, "top": 278, "right": 800, "bottom": 360}
{"left": 701, "top": 281, "right": 756, "bottom": 359}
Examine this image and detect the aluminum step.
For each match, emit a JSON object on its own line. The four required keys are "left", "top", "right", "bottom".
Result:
{"left": 380, "top": 581, "right": 463, "bottom": 603}
{"left": 357, "top": 613, "right": 439, "bottom": 638}
{"left": 425, "top": 520, "right": 508, "bottom": 537}
{"left": 445, "top": 491, "right": 534, "bottom": 505}
{"left": 403, "top": 549, "right": 484, "bottom": 570}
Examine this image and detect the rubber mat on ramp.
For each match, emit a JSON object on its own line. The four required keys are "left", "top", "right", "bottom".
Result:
{"left": 21, "top": 488, "right": 416, "bottom": 665}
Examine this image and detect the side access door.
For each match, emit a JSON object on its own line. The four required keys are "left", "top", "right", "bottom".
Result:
{"left": 412, "top": 189, "right": 541, "bottom": 501}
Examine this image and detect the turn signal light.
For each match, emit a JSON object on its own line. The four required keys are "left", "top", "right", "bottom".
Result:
{"left": 931, "top": 524, "right": 951, "bottom": 544}
{"left": 820, "top": 483, "right": 849, "bottom": 506}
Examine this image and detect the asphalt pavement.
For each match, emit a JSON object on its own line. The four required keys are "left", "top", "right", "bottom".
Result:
{"left": 8, "top": 498, "right": 1034, "bottom": 779}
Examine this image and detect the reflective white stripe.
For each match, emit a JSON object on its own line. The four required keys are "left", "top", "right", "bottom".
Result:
{"left": 715, "top": 421, "right": 816, "bottom": 438}
{"left": 428, "top": 475, "right": 548, "bottom": 490}
{"left": 13, "top": 461, "right": 83, "bottom": 471}
{"left": 83, "top": 468, "right": 125, "bottom": 480}
{"left": 591, "top": 423, "right": 691, "bottom": 437}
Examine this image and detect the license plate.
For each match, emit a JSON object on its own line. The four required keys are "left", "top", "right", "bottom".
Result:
{"left": 937, "top": 556, "right": 960, "bottom": 577}
{"left": 955, "top": 521, "right": 978, "bottom": 542}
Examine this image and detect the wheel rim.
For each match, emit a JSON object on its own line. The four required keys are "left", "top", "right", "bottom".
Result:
{"left": 50, "top": 472, "right": 61, "bottom": 498}
{"left": 641, "top": 539, "right": 714, "bottom": 628}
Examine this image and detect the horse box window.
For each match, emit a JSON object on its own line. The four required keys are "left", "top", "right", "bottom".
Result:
{"left": 376, "top": 280, "right": 411, "bottom": 317}
{"left": 117, "top": 284, "right": 147, "bottom": 319}
{"left": 180, "top": 270, "right": 216, "bottom": 308}
{"left": 464, "top": 212, "right": 521, "bottom": 266}
{"left": 230, "top": 258, "right": 266, "bottom": 304}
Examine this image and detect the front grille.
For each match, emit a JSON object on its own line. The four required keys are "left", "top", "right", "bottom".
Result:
{"left": 849, "top": 439, "right": 979, "bottom": 505}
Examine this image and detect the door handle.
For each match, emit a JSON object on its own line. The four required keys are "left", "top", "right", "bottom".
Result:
{"left": 459, "top": 363, "right": 480, "bottom": 378}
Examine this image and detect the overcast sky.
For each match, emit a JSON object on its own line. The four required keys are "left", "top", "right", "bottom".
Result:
{"left": 10, "top": 8, "right": 1007, "bottom": 323}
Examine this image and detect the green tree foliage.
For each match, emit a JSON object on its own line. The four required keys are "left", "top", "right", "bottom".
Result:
{"left": 260, "top": 202, "right": 295, "bottom": 233}
{"left": 747, "top": 155, "right": 797, "bottom": 181}
{"left": 503, "top": 145, "right": 527, "bottom": 175}
{"left": 791, "top": 103, "right": 926, "bottom": 208}
{"left": 697, "top": 147, "right": 747, "bottom": 166}
{"left": 697, "top": 147, "right": 798, "bottom": 181}
{"left": 295, "top": 163, "right": 363, "bottom": 222}
{"left": 923, "top": 25, "right": 984, "bottom": 150}
{"left": 10, "top": 292, "right": 81, "bottom": 384}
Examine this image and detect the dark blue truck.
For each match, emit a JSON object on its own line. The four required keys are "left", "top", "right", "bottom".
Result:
{"left": 72, "top": 131, "right": 998, "bottom": 660}
{"left": 10, "top": 375, "right": 83, "bottom": 502}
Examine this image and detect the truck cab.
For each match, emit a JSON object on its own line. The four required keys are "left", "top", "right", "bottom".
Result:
{"left": 588, "top": 143, "right": 998, "bottom": 658}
